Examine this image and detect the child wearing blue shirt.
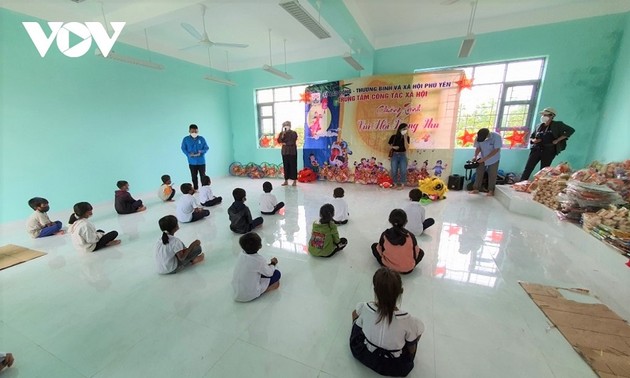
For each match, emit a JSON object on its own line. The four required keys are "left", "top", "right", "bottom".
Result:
{"left": 469, "top": 128, "right": 503, "bottom": 196}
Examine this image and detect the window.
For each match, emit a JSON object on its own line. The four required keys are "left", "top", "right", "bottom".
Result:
{"left": 451, "top": 58, "right": 545, "bottom": 148}
{"left": 256, "top": 85, "right": 308, "bottom": 149}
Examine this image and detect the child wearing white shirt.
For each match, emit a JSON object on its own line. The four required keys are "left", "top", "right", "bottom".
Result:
{"left": 155, "top": 215, "right": 204, "bottom": 274}
{"left": 199, "top": 175, "right": 222, "bottom": 206}
{"left": 232, "top": 232, "right": 280, "bottom": 302}
{"left": 331, "top": 187, "right": 349, "bottom": 225}
{"left": 259, "top": 181, "right": 285, "bottom": 215}
{"left": 402, "top": 189, "right": 435, "bottom": 235}
{"left": 350, "top": 267, "right": 424, "bottom": 377}
{"left": 176, "top": 183, "right": 210, "bottom": 223}
{"left": 68, "top": 202, "right": 120, "bottom": 252}
{"left": 25, "top": 197, "right": 64, "bottom": 238}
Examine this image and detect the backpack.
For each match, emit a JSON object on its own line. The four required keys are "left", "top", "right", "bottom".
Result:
{"left": 505, "top": 172, "right": 517, "bottom": 185}
{"left": 496, "top": 169, "right": 506, "bottom": 185}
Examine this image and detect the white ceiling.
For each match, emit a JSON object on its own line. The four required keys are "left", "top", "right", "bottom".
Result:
{"left": 2, "top": 0, "right": 630, "bottom": 72}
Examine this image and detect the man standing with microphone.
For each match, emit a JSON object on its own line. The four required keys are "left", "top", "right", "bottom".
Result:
{"left": 278, "top": 120, "right": 298, "bottom": 186}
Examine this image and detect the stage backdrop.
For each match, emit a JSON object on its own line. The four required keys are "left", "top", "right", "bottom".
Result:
{"left": 303, "top": 71, "right": 467, "bottom": 182}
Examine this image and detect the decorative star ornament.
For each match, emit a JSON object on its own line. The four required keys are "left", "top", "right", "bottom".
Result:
{"left": 504, "top": 130, "right": 527, "bottom": 148}
{"left": 299, "top": 92, "right": 311, "bottom": 103}
{"left": 457, "top": 129, "right": 476, "bottom": 147}
{"left": 455, "top": 76, "right": 474, "bottom": 92}
{"left": 259, "top": 135, "right": 271, "bottom": 148}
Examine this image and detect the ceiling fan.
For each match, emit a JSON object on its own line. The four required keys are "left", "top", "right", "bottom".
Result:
{"left": 180, "top": 4, "right": 248, "bottom": 50}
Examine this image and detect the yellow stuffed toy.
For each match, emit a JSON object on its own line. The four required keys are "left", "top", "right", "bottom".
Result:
{"left": 419, "top": 177, "right": 448, "bottom": 200}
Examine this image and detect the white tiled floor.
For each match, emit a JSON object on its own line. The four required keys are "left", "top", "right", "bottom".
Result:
{"left": 1, "top": 177, "right": 629, "bottom": 377}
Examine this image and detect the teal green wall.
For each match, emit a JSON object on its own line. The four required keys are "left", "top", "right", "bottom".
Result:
{"left": 229, "top": 14, "right": 627, "bottom": 177}
{"left": 228, "top": 57, "right": 359, "bottom": 166}
{"left": 375, "top": 14, "right": 626, "bottom": 176}
{"left": 589, "top": 12, "right": 630, "bottom": 163}
{"left": 0, "top": 9, "right": 233, "bottom": 222}
{"left": 3, "top": 6, "right": 629, "bottom": 223}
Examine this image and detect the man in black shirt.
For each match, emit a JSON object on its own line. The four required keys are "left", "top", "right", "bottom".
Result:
{"left": 520, "top": 107, "right": 575, "bottom": 181}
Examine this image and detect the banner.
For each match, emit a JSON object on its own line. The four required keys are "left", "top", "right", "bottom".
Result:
{"left": 303, "top": 71, "right": 466, "bottom": 184}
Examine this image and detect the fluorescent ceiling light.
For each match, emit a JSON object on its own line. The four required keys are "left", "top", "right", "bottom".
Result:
{"left": 342, "top": 53, "right": 364, "bottom": 71}
{"left": 279, "top": 0, "right": 331, "bottom": 39}
{"left": 459, "top": 1, "right": 478, "bottom": 58}
{"left": 458, "top": 35, "right": 476, "bottom": 58}
{"left": 262, "top": 64, "right": 293, "bottom": 80}
{"left": 204, "top": 75, "right": 237, "bottom": 86}
{"left": 95, "top": 49, "right": 164, "bottom": 70}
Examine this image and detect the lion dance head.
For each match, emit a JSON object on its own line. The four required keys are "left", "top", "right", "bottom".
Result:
{"left": 419, "top": 177, "right": 448, "bottom": 200}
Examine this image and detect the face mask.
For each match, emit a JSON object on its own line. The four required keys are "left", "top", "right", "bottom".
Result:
{"left": 190, "top": 132, "right": 198, "bottom": 138}
{"left": 541, "top": 116, "right": 550, "bottom": 124}
{"left": 401, "top": 129, "right": 408, "bottom": 135}
{"left": 283, "top": 126, "right": 290, "bottom": 131}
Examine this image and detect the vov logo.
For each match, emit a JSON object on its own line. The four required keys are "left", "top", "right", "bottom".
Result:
{"left": 22, "top": 22, "right": 126, "bottom": 58}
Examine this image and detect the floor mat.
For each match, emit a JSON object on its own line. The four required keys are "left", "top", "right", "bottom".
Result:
{"left": 0, "top": 244, "right": 46, "bottom": 270}
{"left": 520, "top": 282, "right": 630, "bottom": 378}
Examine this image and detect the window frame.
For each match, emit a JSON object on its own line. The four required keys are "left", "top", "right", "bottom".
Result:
{"left": 496, "top": 80, "right": 541, "bottom": 133}
{"left": 257, "top": 103, "right": 274, "bottom": 136}
{"left": 255, "top": 84, "right": 308, "bottom": 149}
{"left": 419, "top": 57, "right": 546, "bottom": 149}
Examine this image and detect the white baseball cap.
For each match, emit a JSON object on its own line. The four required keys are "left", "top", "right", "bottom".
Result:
{"left": 540, "top": 107, "right": 557, "bottom": 116}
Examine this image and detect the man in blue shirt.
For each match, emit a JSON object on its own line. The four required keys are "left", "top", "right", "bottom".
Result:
{"left": 181, "top": 124, "right": 209, "bottom": 190}
{"left": 469, "top": 128, "right": 502, "bottom": 196}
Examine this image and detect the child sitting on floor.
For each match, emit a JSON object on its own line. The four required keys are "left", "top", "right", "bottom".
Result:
{"left": 231, "top": 232, "right": 280, "bottom": 302}
{"left": 199, "top": 175, "right": 222, "bottom": 206}
{"left": 176, "top": 183, "right": 209, "bottom": 223}
{"left": 228, "top": 188, "right": 263, "bottom": 234}
{"left": 403, "top": 189, "right": 435, "bottom": 235}
{"left": 0, "top": 352, "right": 15, "bottom": 373}
{"left": 155, "top": 215, "right": 205, "bottom": 274}
{"left": 68, "top": 202, "right": 120, "bottom": 252}
{"left": 308, "top": 204, "right": 348, "bottom": 257}
{"left": 26, "top": 197, "right": 63, "bottom": 238}
{"left": 350, "top": 267, "right": 424, "bottom": 377}
{"left": 259, "top": 181, "right": 285, "bottom": 215}
{"left": 114, "top": 180, "right": 146, "bottom": 214}
{"left": 158, "top": 174, "right": 176, "bottom": 202}
{"left": 331, "top": 187, "right": 349, "bottom": 225}
{"left": 371, "top": 209, "right": 424, "bottom": 274}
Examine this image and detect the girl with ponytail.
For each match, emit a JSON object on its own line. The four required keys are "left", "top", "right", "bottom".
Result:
{"left": 308, "top": 204, "right": 348, "bottom": 257}
{"left": 155, "top": 215, "right": 204, "bottom": 274}
{"left": 371, "top": 209, "right": 424, "bottom": 274}
{"left": 68, "top": 202, "right": 120, "bottom": 252}
{"left": 350, "top": 267, "right": 424, "bottom": 376}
